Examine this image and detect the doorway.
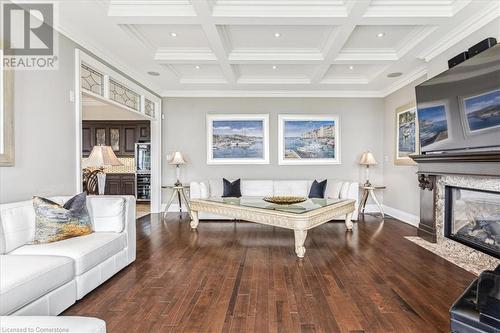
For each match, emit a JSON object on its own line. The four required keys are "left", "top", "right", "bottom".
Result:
{"left": 75, "top": 50, "right": 162, "bottom": 215}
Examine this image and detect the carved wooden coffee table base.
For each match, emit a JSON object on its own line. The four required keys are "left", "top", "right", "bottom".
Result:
{"left": 190, "top": 199, "right": 356, "bottom": 258}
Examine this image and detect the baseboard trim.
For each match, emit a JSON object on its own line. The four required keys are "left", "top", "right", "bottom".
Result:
{"left": 382, "top": 205, "right": 419, "bottom": 227}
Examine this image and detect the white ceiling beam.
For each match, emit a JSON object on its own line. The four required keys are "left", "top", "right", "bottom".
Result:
{"left": 154, "top": 49, "right": 218, "bottom": 63}
{"left": 107, "top": 1, "right": 197, "bottom": 18}
{"left": 190, "top": 0, "right": 237, "bottom": 84}
{"left": 228, "top": 50, "right": 324, "bottom": 64}
{"left": 310, "top": 0, "right": 372, "bottom": 84}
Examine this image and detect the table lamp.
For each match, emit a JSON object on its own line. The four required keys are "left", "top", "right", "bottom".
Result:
{"left": 169, "top": 152, "right": 187, "bottom": 186}
{"left": 359, "top": 151, "right": 377, "bottom": 187}
{"left": 82, "top": 146, "right": 123, "bottom": 195}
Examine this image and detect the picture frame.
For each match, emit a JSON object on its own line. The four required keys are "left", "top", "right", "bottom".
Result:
{"left": 459, "top": 88, "right": 500, "bottom": 136}
{"left": 0, "top": 43, "right": 15, "bottom": 167}
{"left": 278, "top": 114, "right": 340, "bottom": 165}
{"left": 417, "top": 100, "right": 451, "bottom": 150}
{"left": 206, "top": 114, "right": 269, "bottom": 165}
{"left": 394, "top": 103, "right": 418, "bottom": 166}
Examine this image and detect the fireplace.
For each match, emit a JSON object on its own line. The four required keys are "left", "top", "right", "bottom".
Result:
{"left": 444, "top": 186, "right": 500, "bottom": 259}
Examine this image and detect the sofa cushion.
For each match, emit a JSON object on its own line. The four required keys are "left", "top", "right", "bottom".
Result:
{"left": 10, "top": 233, "right": 126, "bottom": 275}
{"left": 86, "top": 196, "right": 125, "bottom": 233}
{"left": 325, "top": 180, "right": 343, "bottom": 199}
{"left": 273, "top": 181, "right": 310, "bottom": 197}
{"left": 0, "top": 255, "right": 74, "bottom": 315}
{"left": 208, "top": 180, "right": 223, "bottom": 198}
{"left": 0, "top": 200, "right": 36, "bottom": 254}
{"left": 241, "top": 180, "right": 274, "bottom": 197}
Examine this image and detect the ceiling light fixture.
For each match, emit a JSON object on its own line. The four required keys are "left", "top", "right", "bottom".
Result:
{"left": 169, "top": 32, "right": 177, "bottom": 37}
{"left": 272, "top": 65, "right": 278, "bottom": 70}
{"left": 274, "top": 32, "right": 281, "bottom": 38}
{"left": 194, "top": 65, "right": 200, "bottom": 70}
{"left": 376, "top": 32, "right": 385, "bottom": 38}
{"left": 147, "top": 71, "right": 160, "bottom": 76}
{"left": 349, "top": 65, "right": 354, "bottom": 70}
{"left": 387, "top": 72, "right": 402, "bottom": 78}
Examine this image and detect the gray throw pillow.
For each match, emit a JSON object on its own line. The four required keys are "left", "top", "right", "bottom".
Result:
{"left": 32, "top": 192, "right": 93, "bottom": 244}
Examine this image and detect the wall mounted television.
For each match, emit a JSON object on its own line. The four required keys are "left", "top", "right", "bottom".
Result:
{"left": 415, "top": 44, "right": 500, "bottom": 154}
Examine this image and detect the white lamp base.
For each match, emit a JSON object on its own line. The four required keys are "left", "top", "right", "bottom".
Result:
{"left": 97, "top": 172, "right": 106, "bottom": 195}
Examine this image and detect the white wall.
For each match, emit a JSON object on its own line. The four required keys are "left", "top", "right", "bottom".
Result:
{"left": 0, "top": 33, "right": 78, "bottom": 203}
{"left": 381, "top": 18, "right": 500, "bottom": 222}
{"left": 162, "top": 97, "right": 385, "bottom": 202}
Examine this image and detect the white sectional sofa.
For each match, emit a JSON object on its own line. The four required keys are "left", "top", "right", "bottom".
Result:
{"left": 190, "top": 179, "right": 359, "bottom": 220}
{"left": 0, "top": 195, "right": 136, "bottom": 316}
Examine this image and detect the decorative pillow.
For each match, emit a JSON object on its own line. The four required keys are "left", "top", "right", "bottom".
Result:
{"left": 32, "top": 193, "right": 93, "bottom": 244}
{"left": 308, "top": 179, "right": 328, "bottom": 198}
{"left": 222, "top": 178, "right": 241, "bottom": 198}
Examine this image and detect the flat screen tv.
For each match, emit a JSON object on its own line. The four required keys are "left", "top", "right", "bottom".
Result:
{"left": 415, "top": 43, "right": 500, "bottom": 154}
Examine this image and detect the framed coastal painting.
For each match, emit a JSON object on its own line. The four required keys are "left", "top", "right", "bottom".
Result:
{"left": 206, "top": 114, "right": 269, "bottom": 164}
{"left": 394, "top": 103, "right": 418, "bottom": 166}
{"left": 0, "top": 44, "right": 15, "bottom": 167}
{"left": 278, "top": 114, "right": 340, "bottom": 165}
{"left": 417, "top": 102, "right": 450, "bottom": 149}
{"left": 459, "top": 88, "right": 500, "bottom": 136}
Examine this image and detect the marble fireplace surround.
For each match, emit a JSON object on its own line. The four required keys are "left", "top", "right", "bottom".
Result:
{"left": 407, "top": 175, "right": 500, "bottom": 275}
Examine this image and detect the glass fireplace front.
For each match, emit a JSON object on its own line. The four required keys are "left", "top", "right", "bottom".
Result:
{"left": 444, "top": 186, "right": 500, "bottom": 259}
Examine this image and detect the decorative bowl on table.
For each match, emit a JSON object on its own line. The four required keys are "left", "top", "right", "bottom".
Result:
{"left": 263, "top": 196, "right": 307, "bottom": 205}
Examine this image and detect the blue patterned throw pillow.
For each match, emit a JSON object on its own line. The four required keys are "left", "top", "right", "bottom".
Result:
{"left": 32, "top": 192, "right": 93, "bottom": 244}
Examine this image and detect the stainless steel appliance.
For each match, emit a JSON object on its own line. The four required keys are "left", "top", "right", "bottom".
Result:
{"left": 135, "top": 143, "right": 151, "bottom": 202}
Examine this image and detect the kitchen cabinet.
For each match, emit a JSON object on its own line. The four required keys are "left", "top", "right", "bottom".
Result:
{"left": 104, "top": 173, "right": 135, "bottom": 195}
{"left": 82, "top": 121, "right": 150, "bottom": 157}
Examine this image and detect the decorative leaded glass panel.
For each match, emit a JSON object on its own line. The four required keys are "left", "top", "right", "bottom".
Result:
{"left": 81, "top": 64, "right": 104, "bottom": 95}
{"left": 145, "top": 99, "right": 155, "bottom": 117}
{"left": 109, "top": 79, "right": 140, "bottom": 111}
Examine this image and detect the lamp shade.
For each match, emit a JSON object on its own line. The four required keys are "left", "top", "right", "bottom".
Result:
{"left": 82, "top": 146, "right": 123, "bottom": 168}
{"left": 359, "top": 151, "right": 377, "bottom": 166}
{"left": 169, "top": 151, "right": 187, "bottom": 165}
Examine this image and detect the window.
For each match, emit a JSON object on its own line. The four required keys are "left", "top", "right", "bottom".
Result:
{"left": 145, "top": 98, "right": 155, "bottom": 117}
{"left": 81, "top": 64, "right": 104, "bottom": 96}
{"left": 109, "top": 79, "right": 140, "bottom": 111}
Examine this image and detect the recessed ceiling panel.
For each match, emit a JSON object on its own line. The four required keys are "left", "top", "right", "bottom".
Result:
{"left": 222, "top": 25, "right": 335, "bottom": 51}
{"left": 132, "top": 24, "right": 210, "bottom": 49}
{"left": 167, "top": 64, "right": 227, "bottom": 83}
{"left": 343, "top": 25, "right": 419, "bottom": 50}
{"left": 322, "top": 64, "right": 387, "bottom": 83}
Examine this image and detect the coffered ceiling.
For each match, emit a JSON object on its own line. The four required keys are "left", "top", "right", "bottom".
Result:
{"left": 55, "top": 0, "right": 500, "bottom": 97}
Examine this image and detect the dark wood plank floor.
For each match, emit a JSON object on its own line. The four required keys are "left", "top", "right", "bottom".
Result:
{"left": 64, "top": 213, "right": 475, "bottom": 333}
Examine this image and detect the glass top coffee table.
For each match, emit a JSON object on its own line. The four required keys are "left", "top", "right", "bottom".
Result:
{"left": 190, "top": 196, "right": 356, "bottom": 258}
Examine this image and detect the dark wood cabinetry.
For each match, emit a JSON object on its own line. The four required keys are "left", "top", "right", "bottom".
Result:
{"left": 82, "top": 121, "right": 150, "bottom": 157}
{"left": 105, "top": 173, "right": 136, "bottom": 195}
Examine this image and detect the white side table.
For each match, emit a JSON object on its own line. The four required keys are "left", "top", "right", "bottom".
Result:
{"left": 162, "top": 185, "right": 192, "bottom": 219}
{"left": 359, "top": 185, "right": 386, "bottom": 217}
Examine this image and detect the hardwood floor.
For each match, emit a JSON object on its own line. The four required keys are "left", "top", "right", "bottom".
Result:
{"left": 64, "top": 213, "right": 475, "bottom": 333}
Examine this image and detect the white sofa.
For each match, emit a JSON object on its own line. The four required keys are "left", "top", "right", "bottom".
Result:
{"left": 0, "top": 195, "right": 136, "bottom": 316}
{"left": 190, "top": 179, "right": 359, "bottom": 220}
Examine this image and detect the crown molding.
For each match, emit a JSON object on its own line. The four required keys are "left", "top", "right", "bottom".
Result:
{"left": 418, "top": 1, "right": 500, "bottom": 62}
{"left": 320, "top": 76, "right": 369, "bottom": 85}
{"left": 363, "top": 1, "right": 472, "bottom": 18}
{"left": 211, "top": 1, "right": 349, "bottom": 18}
{"left": 54, "top": 22, "right": 163, "bottom": 96}
{"left": 161, "top": 90, "right": 384, "bottom": 98}
{"left": 107, "top": 0, "right": 196, "bottom": 17}
{"left": 381, "top": 66, "right": 427, "bottom": 97}
{"left": 119, "top": 24, "right": 156, "bottom": 51}
{"left": 336, "top": 49, "right": 399, "bottom": 61}
{"left": 154, "top": 48, "right": 218, "bottom": 63}
{"left": 228, "top": 49, "right": 324, "bottom": 63}
{"left": 237, "top": 77, "right": 311, "bottom": 84}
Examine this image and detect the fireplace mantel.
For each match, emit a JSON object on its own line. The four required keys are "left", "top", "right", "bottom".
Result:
{"left": 411, "top": 151, "right": 500, "bottom": 243}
